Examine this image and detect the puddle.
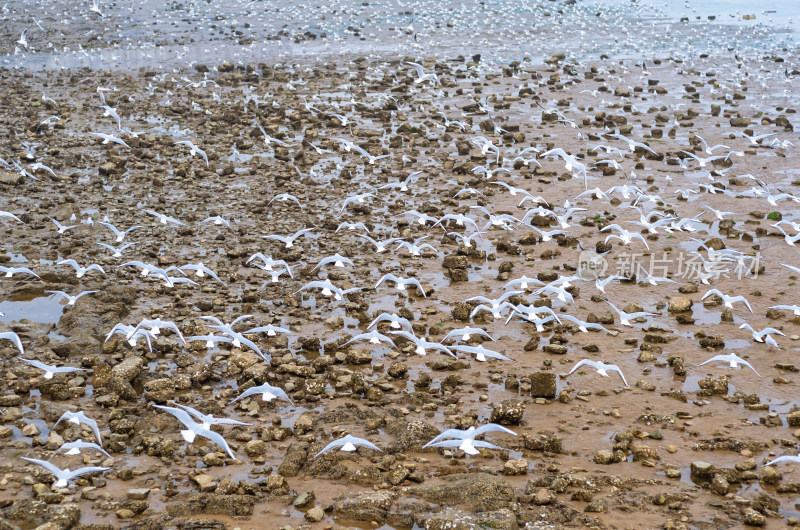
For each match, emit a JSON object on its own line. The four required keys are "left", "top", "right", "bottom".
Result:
{"left": 0, "top": 290, "right": 65, "bottom": 324}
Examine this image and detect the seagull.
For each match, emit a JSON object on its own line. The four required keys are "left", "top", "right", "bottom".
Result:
{"left": 378, "top": 171, "right": 422, "bottom": 192}
{"left": 178, "top": 263, "right": 223, "bottom": 284}
{"left": 358, "top": 235, "right": 401, "bottom": 253}
{"left": 0, "top": 265, "right": 40, "bottom": 279}
{"left": 97, "top": 242, "right": 136, "bottom": 258}
{"left": 336, "top": 221, "right": 371, "bottom": 233}
{"left": 701, "top": 289, "right": 753, "bottom": 312}
{"left": 184, "top": 334, "right": 232, "bottom": 349}
{"left": 200, "top": 216, "right": 233, "bottom": 229}
{"left": 698, "top": 352, "right": 760, "bottom": 377}
{"left": 567, "top": 359, "right": 629, "bottom": 387}
{"left": 341, "top": 193, "right": 377, "bottom": 212}
{"left": 264, "top": 227, "right": 313, "bottom": 248}
{"left": 731, "top": 131, "right": 777, "bottom": 145}
{"left": 89, "top": 132, "right": 130, "bottom": 149}
{"left": 49, "top": 218, "right": 79, "bottom": 235}
{"left": 442, "top": 327, "right": 495, "bottom": 343}
{"left": 608, "top": 133, "right": 657, "bottom": 155}
{"left": 739, "top": 323, "right": 785, "bottom": 345}
{"left": 17, "top": 358, "right": 86, "bottom": 379}
{"left": 269, "top": 193, "right": 303, "bottom": 207}
{"left": 153, "top": 405, "right": 236, "bottom": 459}
{"left": 0, "top": 332, "right": 25, "bottom": 354}
{"left": 765, "top": 456, "right": 800, "bottom": 467}
{"left": 89, "top": 0, "right": 102, "bottom": 16}
{"left": 312, "top": 253, "right": 354, "bottom": 272}
{"left": 0, "top": 210, "right": 23, "bottom": 223}
{"left": 375, "top": 273, "right": 426, "bottom": 296}
{"left": 57, "top": 259, "right": 105, "bottom": 279}
{"left": 559, "top": 314, "right": 612, "bottom": 334}
{"left": 594, "top": 274, "right": 624, "bottom": 293}
{"left": 601, "top": 224, "right": 650, "bottom": 249}
{"left": 54, "top": 411, "right": 102, "bottom": 445}
{"left": 143, "top": 209, "right": 186, "bottom": 226}
{"left": 54, "top": 439, "right": 111, "bottom": 459}
{"left": 17, "top": 29, "right": 29, "bottom": 50}
{"left": 314, "top": 434, "right": 383, "bottom": 458}
{"left": 132, "top": 318, "right": 186, "bottom": 344}
{"left": 174, "top": 140, "right": 209, "bottom": 166}
{"left": 451, "top": 344, "right": 511, "bottom": 362}
{"left": 98, "top": 105, "right": 122, "bottom": 131}
{"left": 446, "top": 231, "right": 485, "bottom": 249}
{"left": 635, "top": 265, "right": 677, "bottom": 286}
{"left": 368, "top": 313, "right": 412, "bottom": 330}
{"left": 45, "top": 290, "right": 98, "bottom": 306}
{"left": 406, "top": 61, "right": 439, "bottom": 85}
{"left": 422, "top": 423, "right": 516, "bottom": 455}
{"left": 230, "top": 383, "right": 293, "bottom": 404}
{"left": 388, "top": 330, "right": 455, "bottom": 357}
{"left": 294, "top": 280, "right": 358, "bottom": 301}
{"left": 605, "top": 300, "right": 655, "bottom": 326}
{"left": 173, "top": 403, "right": 251, "bottom": 430}
{"left": 769, "top": 304, "right": 800, "bottom": 317}
{"left": 343, "top": 330, "right": 397, "bottom": 348}
{"left": 243, "top": 324, "right": 292, "bottom": 337}
{"left": 467, "top": 292, "right": 523, "bottom": 318}
{"left": 98, "top": 221, "right": 141, "bottom": 242}
{"left": 254, "top": 119, "right": 289, "bottom": 147}
{"left": 20, "top": 458, "right": 108, "bottom": 489}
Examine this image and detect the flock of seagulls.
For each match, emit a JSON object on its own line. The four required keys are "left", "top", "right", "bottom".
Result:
{"left": 1, "top": 0, "right": 800, "bottom": 526}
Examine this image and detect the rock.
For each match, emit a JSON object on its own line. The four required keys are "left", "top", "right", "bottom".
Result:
{"left": 668, "top": 297, "right": 693, "bottom": 312}
{"left": 277, "top": 442, "right": 309, "bottom": 477}
{"left": 690, "top": 461, "right": 715, "bottom": 480}
{"left": 711, "top": 473, "right": 730, "bottom": 495}
{"left": 331, "top": 490, "right": 397, "bottom": 523}
{"left": 503, "top": 459, "right": 528, "bottom": 475}
{"left": 305, "top": 506, "right": 324, "bottom": 522}
{"left": 442, "top": 255, "right": 469, "bottom": 269}
{"left": 191, "top": 474, "right": 217, "bottom": 492}
{"left": 490, "top": 399, "right": 525, "bottom": 425}
{"left": 293, "top": 491, "right": 315, "bottom": 508}
{"left": 585, "top": 498, "right": 608, "bottom": 513}
{"left": 407, "top": 473, "right": 513, "bottom": 511}
{"left": 529, "top": 372, "right": 556, "bottom": 398}
{"left": 111, "top": 356, "right": 144, "bottom": 381}
{"left": 127, "top": 488, "right": 151, "bottom": 500}
{"left": 594, "top": 449, "right": 615, "bottom": 465}
{"left": 386, "top": 419, "right": 440, "bottom": 452}
{"left": 760, "top": 465, "right": 782, "bottom": 485}
{"left": 743, "top": 507, "right": 766, "bottom": 526}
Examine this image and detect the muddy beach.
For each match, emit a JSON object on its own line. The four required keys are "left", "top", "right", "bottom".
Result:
{"left": 1, "top": 1, "right": 800, "bottom": 530}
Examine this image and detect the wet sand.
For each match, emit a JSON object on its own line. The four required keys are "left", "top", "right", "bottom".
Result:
{"left": 1, "top": 2, "right": 800, "bottom": 530}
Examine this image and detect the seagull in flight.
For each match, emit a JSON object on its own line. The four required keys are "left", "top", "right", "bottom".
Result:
{"left": 314, "top": 434, "right": 383, "bottom": 458}
{"left": 375, "top": 273, "right": 426, "bottom": 296}
{"left": 57, "top": 259, "right": 105, "bottom": 278}
{"left": 17, "top": 358, "right": 86, "bottom": 379}
{"left": 701, "top": 289, "right": 753, "bottom": 312}
{"left": 264, "top": 227, "right": 313, "bottom": 248}
{"left": 55, "top": 439, "right": 111, "bottom": 459}
{"left": 231, "top": 383, "right": 293, "bottom": 404}
{"left": 46, "top": 290, "right": 98, "bottom": 306}
{"left": 605, "top": 300, "right": 655, "bottom": 326}
{"left": 54, "top": 411, "right": 102, "bottom": 444}
{"left": 21, "top": 458, "right": 108, "bottom": 489}
{"left": 49, "top": 217, "right": 79, "bottom": 235}
{"left": 153, "top": 405, "right": 236, "bottom": 459}
{"left": 99, "top": 221, "right": 141, "bottom": 242}
{"left": 143, "top": 209, "right": 186, "bottom": 226}
{"left": 175, "top": 141, "right": 209, "bottom": 167}
{"left": 567, "top": 359, "right": 629, "bottom": 387}
{"left": 698, "top": 352, "right": 760, "bottom": 377}
{"left": 423, "top": 423, "right": 516, "bottom": 455}
{"left": 89, "top": 132, "right": 130, "bottom": 149}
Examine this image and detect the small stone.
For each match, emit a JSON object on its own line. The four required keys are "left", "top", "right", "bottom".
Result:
{"left": 594, "top": 450, "right": 615, "bottom": 465}
{"left": 305, "top": 506, "right": 324, "bottom": 522}
{"left": 127, "top": 488, "right": 151, "bottom": 500}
